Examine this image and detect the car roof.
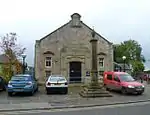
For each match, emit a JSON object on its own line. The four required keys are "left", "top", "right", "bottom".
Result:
{"left": 14, "top": 74, "right": 32, "bottom": 77}
{"left": 50, "top": 75, "right": 64, "bottom": 77}
{"left": 104, "top": 71, "right": 127, "bottom": 75}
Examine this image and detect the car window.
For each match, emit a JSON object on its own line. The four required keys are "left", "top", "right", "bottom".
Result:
{"left": 11, "top": 76, "right": 32, "bottom": 81}
{"left": 49, "top": 77, "right": 65, "bottom": 82}
{"left": 107, "top": 75, "right": 112, "bottom": 80}
{"left": 119, "top": 74, "right": 135, "bottom": 82}
{"left": 114, "top": 76, "right": 120, "bottom": 82}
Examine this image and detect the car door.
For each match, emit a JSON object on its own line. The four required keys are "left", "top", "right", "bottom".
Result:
{"left": 106, "top": 74, "right": 113, "bottom": 89}
{"left": 113, "top": 75, "right": 121, "bottom": 91}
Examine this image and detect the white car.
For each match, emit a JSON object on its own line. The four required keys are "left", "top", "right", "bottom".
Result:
{"left": 45, "top": 75, "right": 68, "bottom": 94}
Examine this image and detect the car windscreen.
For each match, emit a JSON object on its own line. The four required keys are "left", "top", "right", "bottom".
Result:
{"left": 50, "top": 77, "right": 65, "bottom": 82}
{"left": 119, "top": 74, "right": 135, "bottom": 82}
{"left": 11, "top": 76, "right": 31, "bottom": 81}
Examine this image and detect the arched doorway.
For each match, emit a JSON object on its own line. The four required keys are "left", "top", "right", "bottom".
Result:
{"left": 69, "top": 61, "right": 82, "bottom": 83}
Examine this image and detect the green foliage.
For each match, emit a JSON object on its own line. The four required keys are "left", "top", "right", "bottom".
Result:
{"left": 131, "top": 61, "right": 145, "bottom": 73}
{"left": 114, "top": 39, "right": 145, "bottom": 74}
{"left": 0, "top": 64, "right": 13, "bottom": 83}
{"left": 0, "top": 33, "right": 26, "bottom": 81}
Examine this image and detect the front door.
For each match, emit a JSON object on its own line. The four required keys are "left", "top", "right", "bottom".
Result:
{"left": 69, "top": 61, "right": 81, "bottom": 83}
{"left": 113, "top": 75, "right": 121, "bottom": 90}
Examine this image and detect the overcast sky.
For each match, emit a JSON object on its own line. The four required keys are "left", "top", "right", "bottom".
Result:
{"left": 0, "top": 0, "right": 150, "bottom": 68}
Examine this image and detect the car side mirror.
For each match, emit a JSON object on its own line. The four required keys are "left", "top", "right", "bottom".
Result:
{"left": 116, "top": 79, "right": 120, "bottom": 82}
{"left": 118, "top": 80, "right": 120, "bottom": 82}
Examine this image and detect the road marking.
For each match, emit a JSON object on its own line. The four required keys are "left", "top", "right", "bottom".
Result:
{"left": 1, "top": 101, "right": 150, "bottom": 114}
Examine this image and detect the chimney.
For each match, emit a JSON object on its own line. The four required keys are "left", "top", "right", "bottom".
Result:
{"left": 71, "top": 13, "right": 81, "bottom": 27}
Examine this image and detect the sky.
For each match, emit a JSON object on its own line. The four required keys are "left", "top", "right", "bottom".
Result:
{"left": 0, "top": 0, "right": 150, "bottom": 68}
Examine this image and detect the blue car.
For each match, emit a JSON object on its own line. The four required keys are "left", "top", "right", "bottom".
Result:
{"left": 7, "top": 74, "right": 38, "bottom": 96}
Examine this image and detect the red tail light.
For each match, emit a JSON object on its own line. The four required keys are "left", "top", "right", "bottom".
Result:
{"left": 47, "top": 82, "right": 51, "bottom": 86}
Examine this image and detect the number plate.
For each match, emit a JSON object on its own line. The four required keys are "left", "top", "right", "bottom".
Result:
{"left": 136, "top": 88, "right": 142, "bottom": 91}
{"left": 54, "top": 83, "right": 61, "bottom": 85}
{"left": 14, "top": 89, "right": 23, "bottom": 91}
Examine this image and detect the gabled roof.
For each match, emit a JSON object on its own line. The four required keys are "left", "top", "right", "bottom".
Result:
{"left": 39, "top": 14, "right": 112, "bottom": 45}
{"left": 39, "top": 21, "right": 70, "bottom": 42}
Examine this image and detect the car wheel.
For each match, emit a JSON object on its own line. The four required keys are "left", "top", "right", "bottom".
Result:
{"left": 46, "top": 88, "right": 50, "bottom": 94}
{"left": 35, "top": 87, "right": 38, "bottom": 92}
{"left": 3, "top": 85, "right": 6, "bottom": 91}
{"left": 121, "top": 87, "right": 127, "bottom": 95}
{"left": 104, "top": 84, "right": 110, "bottom": 91}
{"left": 8, "top": 92, "right": 13, "bottom": 96}
{"left": 29, "top": 90, "right": 34, "bottom": 96}
{"left": 137, "top": 92, "right": 143, "bottom": 95}
{"left": 63, "top": 88, "right": 68, "bottom": 94}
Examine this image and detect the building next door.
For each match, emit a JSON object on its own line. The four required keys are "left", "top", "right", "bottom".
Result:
{"left": 69, "top": 61, "right": 81, "bottom": 83}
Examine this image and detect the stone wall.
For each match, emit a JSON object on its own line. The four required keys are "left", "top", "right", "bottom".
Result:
{"left": 34, "top": 13, "right": 114, "bottom": 83}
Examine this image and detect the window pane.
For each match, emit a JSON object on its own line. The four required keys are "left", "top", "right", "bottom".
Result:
{"left": 46, "top": 57, "right": 51, "bottom": 60}
{"left": 107, "top": 75, "right": 112, "bottom": 80}
{"left": 99, "top": 71, "right": 104, "bottom": 76}
{"left": 45, "top": 57, "right": 52, "bottom": 67}
{"left": 99, "top": 58, "right": 104, "bottom": 67}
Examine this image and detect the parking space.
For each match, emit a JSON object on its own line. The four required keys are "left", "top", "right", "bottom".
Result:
{"left": 0, "top": 83, "right": 150, "bottom": 105}
{"left": 0, "top": 86, "right": 81, "bottom": 104}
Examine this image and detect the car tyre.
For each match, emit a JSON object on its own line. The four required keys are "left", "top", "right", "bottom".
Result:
{"left": 8, "top": 92, "right": 13, "bottom": 96}
{"left": 46, "top": 91, "right": 50, "bottom": 95}
{"left": 3, "top": 85, "right": 6, "bottom": 91}
{"left": 137, "top": 92, "right": 143, "bottom": 95}
{"left": 35, "top": 87, "right": 38, "bottom": 92}
{"left": 121, "top": 87, "right": 127, "bottom": 95}
{"left": 29, "top": 90, "right": 34, "bottom": 96}
{"left": 104, "top": 84, "right": 110, "bottom": 91}
{"left": 63, "top": 88, "right": 68, "bottom": 94}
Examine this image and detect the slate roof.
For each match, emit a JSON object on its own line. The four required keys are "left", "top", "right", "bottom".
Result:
{"left": 39, "top": 13, "right": 112, "bottom": 45}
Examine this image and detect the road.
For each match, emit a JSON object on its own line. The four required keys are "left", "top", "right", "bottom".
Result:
{"left": 2, "top": 101, "right": 150, "bottom": 115}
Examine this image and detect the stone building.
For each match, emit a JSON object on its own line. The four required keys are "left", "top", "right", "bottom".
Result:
{"left": 34, "top": 13, "right": 114, "bottom": 83}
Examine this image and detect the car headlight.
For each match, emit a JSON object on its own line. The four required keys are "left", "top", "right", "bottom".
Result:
{"left": 25, "top": 81, "right": 33, "bottom": 88}
{"left": 8, "top": 84, "right": 12, "bottom": 88}
{"left": 128, "top": 85, "right": 135, "bottom": 88}
{"left": 142, "top": 85, "right": 145, "bottom": 88}
{"left": 8, "top": 81, "right": 13, "bottom": 88}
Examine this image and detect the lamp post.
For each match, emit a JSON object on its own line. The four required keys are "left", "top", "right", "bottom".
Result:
{"left": 21, "top": 53, "right": 26, "bottom": 74}
{"left": 122, "top": 56, "right": 126, "bottom": 72}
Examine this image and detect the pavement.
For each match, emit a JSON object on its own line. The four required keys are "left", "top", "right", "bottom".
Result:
{"left": 2, "top": 99, "right": 150, "bottom": 115}
{"left": 0, "top": 81, "right": 150, "bottom": 112}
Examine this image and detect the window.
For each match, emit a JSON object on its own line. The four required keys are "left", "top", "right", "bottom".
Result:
{"left": 99, "top": 58, "right": 104, "bottom": 67}
{"left": 114, "top": 76, "right": 120, "bottom": 82}
{"left": 119, "top": 74, "right": 135, "bottom": 82}
{"left": 45, "top": 57, "right": 52, "bottom": 67}
{"left": 45, "top": 71, "right": 51, "bottom": 77}
{"left": 99, "top": 71, "right": 104, "bottom": 76}
{"left": 107, "top": 75, "right": 112, "bottom": 80}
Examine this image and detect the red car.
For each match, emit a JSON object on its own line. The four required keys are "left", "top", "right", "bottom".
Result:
{"left": 103, "top": 71, "right": 145, "bottom": 95}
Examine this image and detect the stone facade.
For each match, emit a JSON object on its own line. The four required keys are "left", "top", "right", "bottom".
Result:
{"left": 34, "top": 13, "right": 114, "bottom": 83}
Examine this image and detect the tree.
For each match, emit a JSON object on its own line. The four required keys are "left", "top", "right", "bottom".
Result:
{"left": 132, "top": 61, "right": 145, "bottom": 74}
{"left": 0, "top": 33, "right": 26, "bottom": 82}
{"left": 114, "top": 39, "right": 145, "bottom": 75}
